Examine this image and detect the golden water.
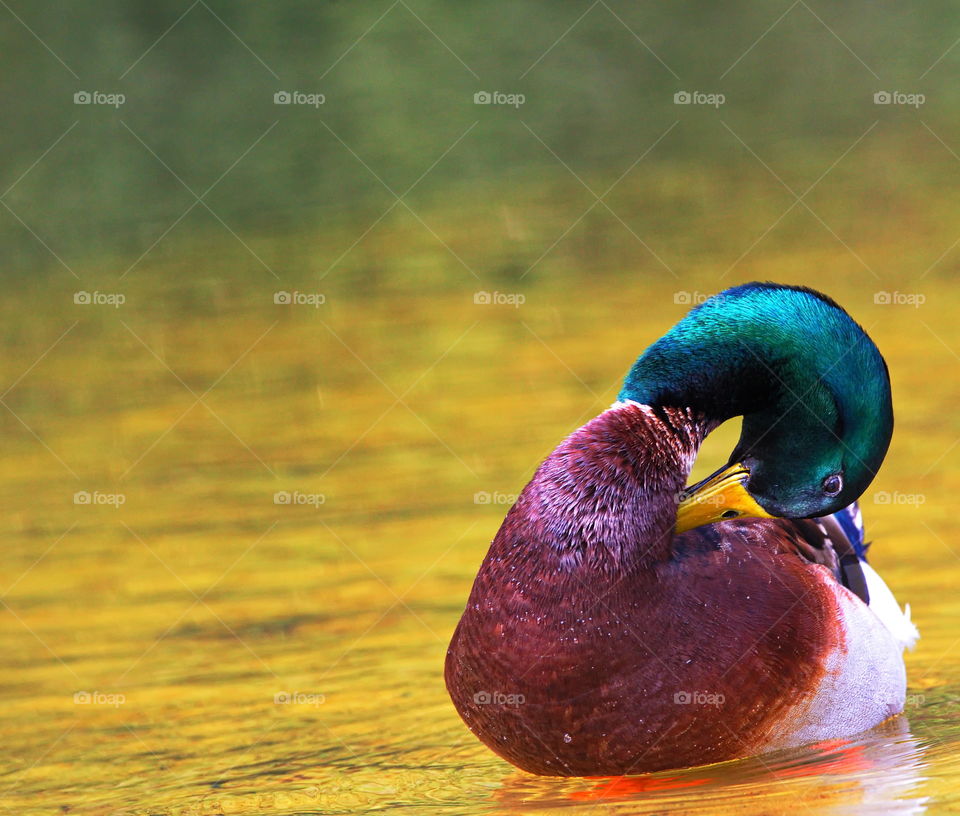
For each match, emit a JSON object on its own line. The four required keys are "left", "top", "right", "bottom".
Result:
{"left": 3, "top": 253, "right": 960, "bottom": 814}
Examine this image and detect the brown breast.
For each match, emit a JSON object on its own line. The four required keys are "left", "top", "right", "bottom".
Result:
{"left": 445, "top": 405, "right": 841, "bottom": 776}
{"left": 446, "top": 517, "right": 841, "bottom": 775}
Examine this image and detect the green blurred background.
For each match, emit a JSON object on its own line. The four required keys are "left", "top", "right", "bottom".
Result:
{"left": 4, "top": 3, "right": 960, "bottom": 814}
{"left": 6, "top": 0, "right": 960, "bottom": 285}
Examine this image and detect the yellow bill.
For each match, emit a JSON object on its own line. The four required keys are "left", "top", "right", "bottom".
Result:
{"left": 675, "top": 462, "right": 774, "bottom": 534}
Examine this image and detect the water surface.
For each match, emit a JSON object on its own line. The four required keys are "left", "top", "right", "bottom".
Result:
{"left": 3, "top": 269, "right": 960, "bottom": 814}
{"left": 4, "top": 3, "right": 960, "bottom": 812}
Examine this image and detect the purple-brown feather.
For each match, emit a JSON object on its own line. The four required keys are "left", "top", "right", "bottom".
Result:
{"left": 445, "top": 403, "right": 840, "bottom": 775}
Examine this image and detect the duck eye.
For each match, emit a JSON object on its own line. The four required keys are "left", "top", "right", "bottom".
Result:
{"left": 821, "top": 473, "right": 843, "bottom": 497}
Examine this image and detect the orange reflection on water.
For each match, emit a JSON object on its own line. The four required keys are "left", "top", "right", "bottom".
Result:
{"left": 568, "top": 773, "right": 711, "bottom": 800}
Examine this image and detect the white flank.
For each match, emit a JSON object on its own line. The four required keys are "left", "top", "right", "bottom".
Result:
{"left": 861, "top": 561, "right": 920, "bottom": 651}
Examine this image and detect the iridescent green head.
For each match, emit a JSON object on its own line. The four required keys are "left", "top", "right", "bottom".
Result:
{"left": 620, "top": 283, "right": 894, "bottom": 524}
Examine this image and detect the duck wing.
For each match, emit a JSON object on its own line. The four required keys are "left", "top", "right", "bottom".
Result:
{"left": 796, "top": 502, "right": 919, "bottom": 651}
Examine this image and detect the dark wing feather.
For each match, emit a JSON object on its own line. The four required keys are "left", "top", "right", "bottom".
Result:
{"left": 791, "top": 504, "right": 869, "bottom": 605}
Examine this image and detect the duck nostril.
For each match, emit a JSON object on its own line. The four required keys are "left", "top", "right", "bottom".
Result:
{"left": 721, "top": 509, "right": 739, "bottom": 520}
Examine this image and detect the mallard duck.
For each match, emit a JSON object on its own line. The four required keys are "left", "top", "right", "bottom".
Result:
{"left": 445, "top": 282, "right": 918, "bottom": 776}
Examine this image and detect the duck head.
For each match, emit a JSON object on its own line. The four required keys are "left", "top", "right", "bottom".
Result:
{"left": 619, "top": 283, "right": 894, "bottom": 532}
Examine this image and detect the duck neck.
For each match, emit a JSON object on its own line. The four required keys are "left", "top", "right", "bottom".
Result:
{"left": 511, "top": 402, "right": 711, "bottom": 572}
{"left": 618, "top": 330, "right": 784, "bottom": 429}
